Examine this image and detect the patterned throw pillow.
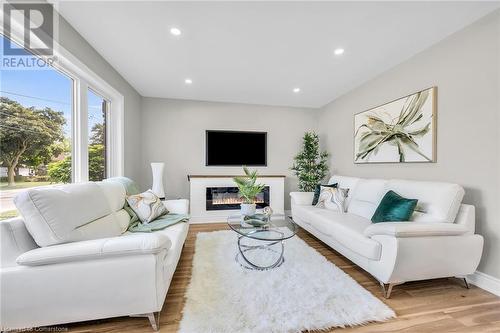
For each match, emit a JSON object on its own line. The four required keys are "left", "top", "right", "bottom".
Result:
{"left": 315, "top": 186, "right": 333, "bottom": 208}
{"left": 126, "top": 190, "right": 168, "bottom": 224}
{"left": 312, "top": 183, "right": 338, "bottom": 205}
{"left": 330, "top": 188, "right": 349, "bottom": 213}
{"left": 315, "top": 186, "right": 349, "bottom": 213}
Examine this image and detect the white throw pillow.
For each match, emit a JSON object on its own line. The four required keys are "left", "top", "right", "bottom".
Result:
{"left": 315, "top": 186, "right": 349, "bottom": 213}
{"left": 126, "top": 190, "right": 168, "bottom": 224}
{"left": 326, "top": 188, "right": 349, "bottom": 213}
{"left": 315, "top": 187, "right": 333, "bottom": 208}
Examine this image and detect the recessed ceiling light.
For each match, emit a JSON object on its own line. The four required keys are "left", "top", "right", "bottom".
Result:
{"left": 334, "top": 48, "right": 345, "bottom": 56}
{"left": 184, "top": 78, "right": 193, "bottom": 85}
{"left": 170, "top": 27, "right": 182, "bottom": 36}
{"left": 293, "top": 87, "right": 301, "bottom": 93}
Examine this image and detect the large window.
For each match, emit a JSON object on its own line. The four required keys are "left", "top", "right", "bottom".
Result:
{"left": 0, "top": 32, "right": 123, "bottom": 220}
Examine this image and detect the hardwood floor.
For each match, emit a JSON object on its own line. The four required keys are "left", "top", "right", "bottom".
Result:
{"left": 65, "top": 223, "right": 500, "bottom": 333}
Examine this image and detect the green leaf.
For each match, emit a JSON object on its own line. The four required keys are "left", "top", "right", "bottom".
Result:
{"left": 232, "top": 167, "right": 265, "bottom": 203}
{"left": 399, "top": 136, "right": 432, "bottom": 161}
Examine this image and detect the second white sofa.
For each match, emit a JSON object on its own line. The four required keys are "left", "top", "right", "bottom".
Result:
{"left": 291, "top": 175, "right": 483, "bottom": 298}
{"left": 1, "top": 178, "right": 189, "bottom": 331}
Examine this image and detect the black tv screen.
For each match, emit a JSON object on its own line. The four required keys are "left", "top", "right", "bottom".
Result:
{"left": 206, "top": 130, "right": 267, "bottom": 166}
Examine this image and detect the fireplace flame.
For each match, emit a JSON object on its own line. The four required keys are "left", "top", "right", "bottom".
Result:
{"left": 212, "top": 197, "right": 264, "bottom": 205}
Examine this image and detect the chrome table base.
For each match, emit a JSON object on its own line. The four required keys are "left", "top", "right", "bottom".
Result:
{"left": 235, "top": 234, "right": 285, "bottom": 270}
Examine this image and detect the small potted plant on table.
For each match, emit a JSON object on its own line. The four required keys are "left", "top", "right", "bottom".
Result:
{"left": 233, "top": 167, "right": 265, "bottom": 216}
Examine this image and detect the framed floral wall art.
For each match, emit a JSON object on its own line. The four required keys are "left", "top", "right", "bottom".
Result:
{"left": 354, "top": 87, "right": 436, "bottom": 163}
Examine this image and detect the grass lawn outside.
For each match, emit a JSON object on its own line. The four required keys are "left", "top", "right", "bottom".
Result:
{"left": 0, "top": 181, "right": 52, "bottom": 191}
{"left": 0, "top": 209, "right": 18, "bottom": 221}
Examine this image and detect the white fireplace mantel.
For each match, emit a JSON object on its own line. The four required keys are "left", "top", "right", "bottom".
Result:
{"left": 188, "top": 175, "right": 285, "bottom": 223}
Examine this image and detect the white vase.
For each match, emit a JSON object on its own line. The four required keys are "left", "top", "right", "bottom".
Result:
{"left": 240, "top": 203, "right": 256, "bottom": 216}
{"left": 151, "top": 162, "right": 165, "bottom": 199}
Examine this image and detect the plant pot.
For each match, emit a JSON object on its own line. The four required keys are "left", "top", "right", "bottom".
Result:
{"left": 240, "top": 203, "right": 256, "bottom": 216}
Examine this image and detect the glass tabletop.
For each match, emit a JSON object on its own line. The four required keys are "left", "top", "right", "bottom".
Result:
{"left": 227, "top": 214, "right": 298, "bottom": 241}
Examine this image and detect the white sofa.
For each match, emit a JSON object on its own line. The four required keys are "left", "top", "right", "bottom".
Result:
{"left": 0, "top": 179, "right": 189, "bottom": 331}
{"left": 290, "top": 175, "right": 484, "bottom": 298}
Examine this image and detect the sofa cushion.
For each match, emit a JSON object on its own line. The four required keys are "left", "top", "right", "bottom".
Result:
{"left": 96, "top": 181, "right": 126, "bottom": 212}
{"left": 303, "top": 207, "right": 381, "bottom": 260}
{"left": 0, "top": 217, "right": 38, "bottom": 268}
{"left": 150, "top": 222, "right": 188, "bottom": 256}
{"left": 16, "top": 233, "right": 171, "bottom": 266}
{"left": 364, "top": 221, "right": 469, "bottom": 238}
{"left": 386, "top": 179, "right": 464, "bottom": 223}
{"left": 72, "top": 209, "right": 131, "bottom": 239}
{"left": 292, "top": 205, "right": 320, "bottom": 224}
{"left": 290, "top": 192, "right": 315, "bottom": 206}
{"left": 347, "top": 178, "right": 388, "bottom": 219}
{"left": 103, "top": 176, "right": 140, "bottom": 195}
{"left": 328, "top": 175, "right": 361, "bottom": 207}
{"left": 14, "top": 182, "right": 124, "bottom": 247}
{"left": 328, "top": 175, "right": 360, "bottom": 193}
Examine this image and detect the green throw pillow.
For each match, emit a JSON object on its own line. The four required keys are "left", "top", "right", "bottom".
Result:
{"left": 371, "top": 190, "right": 418, "bottom": 223}
{"left": 312, "top": 183, "right": 338, "bottom": 205}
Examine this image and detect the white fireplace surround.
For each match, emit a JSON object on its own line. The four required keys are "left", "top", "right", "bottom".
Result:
{"left": 188, "top": 175, "right": 285, "bottom": 223}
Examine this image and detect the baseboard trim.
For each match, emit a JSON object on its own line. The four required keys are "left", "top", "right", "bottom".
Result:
{"left": 468, "top": 271, "right": 500, "bottom": 296}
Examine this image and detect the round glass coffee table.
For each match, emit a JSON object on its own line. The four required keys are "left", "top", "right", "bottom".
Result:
{"left": 227, "top": 214, "right": 298, "bottom": 270}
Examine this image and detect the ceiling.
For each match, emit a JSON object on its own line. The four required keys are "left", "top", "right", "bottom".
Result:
{"left": 58, "top": 1, "right": 500, "bottom": 108}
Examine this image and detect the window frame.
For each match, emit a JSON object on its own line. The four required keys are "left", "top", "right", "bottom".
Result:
{"left": 88, "top": 87, "right": 110, "bottom": 180}
{"left": 1, "top": 15, "right": 125, "bottom": 182}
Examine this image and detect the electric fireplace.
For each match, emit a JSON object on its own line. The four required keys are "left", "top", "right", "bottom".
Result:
{"left": 206, "top": 186, "right": 270, "bottom": 211}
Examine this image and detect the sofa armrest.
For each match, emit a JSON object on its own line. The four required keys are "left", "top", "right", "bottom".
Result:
{"left": 16, "top": 233, "right": 171, "bottom": 266}
{"left": 364, "top": 222, "right": 469, "bottom": 238}
{"left": 163, "top": 199, "right": 189, "bottom": 215}
{"left": 290, "top": 192, "right": 314, "bottom": 206}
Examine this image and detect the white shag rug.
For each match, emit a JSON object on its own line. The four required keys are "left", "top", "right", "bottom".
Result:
{"left": 179, "top": 230, "right": 395, "bottom": 333}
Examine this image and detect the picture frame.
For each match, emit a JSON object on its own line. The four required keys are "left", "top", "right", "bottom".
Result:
{"left": 354, "top": 87, "right": 437, "bottom": 164}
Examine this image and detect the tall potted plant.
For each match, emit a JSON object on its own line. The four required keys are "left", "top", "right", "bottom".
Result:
{"left": 291, "top": 132, "right": 329, "bottom": 192}
{"left": 233, "top": 167, "right": 265, "bottom": 216}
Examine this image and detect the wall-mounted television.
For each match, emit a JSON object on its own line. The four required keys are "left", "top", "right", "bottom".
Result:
{"left": 206, "top": 130, "right": 267, "bottom": 166}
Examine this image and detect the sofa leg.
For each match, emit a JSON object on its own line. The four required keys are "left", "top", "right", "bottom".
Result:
{"left": 454, "top": 276, "right": 470, "bottom": 289}
{"left": 462, "top": 277, "right": 470, "bottom": 289}
{"left": 147, "top": 312, "right": 160, "bottom": 331}
{"left": 379, "top": 282, "right": 402, "bottom": 299}
{"left": 130, "top": 312, "right": 160, "bottom": 331}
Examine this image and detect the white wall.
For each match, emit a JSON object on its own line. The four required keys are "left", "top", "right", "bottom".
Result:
{"left": 56, "top": 16, "right": 143, "bottom": 182}
{"left": 318, "top": 11, "right": 500, "bottom": 279}
{"left": 141, "top": 98, "right": 318, "bottom": 210}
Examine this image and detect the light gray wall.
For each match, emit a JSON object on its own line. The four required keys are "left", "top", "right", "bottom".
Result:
{"left": 141, "top": 98, "right": 318, "bottom": 210}
{"left": 318, "top": 12, "right": 500, "bottom": 279}
{"left": 56, "top": 15, "right": 143, "bottom": 182}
